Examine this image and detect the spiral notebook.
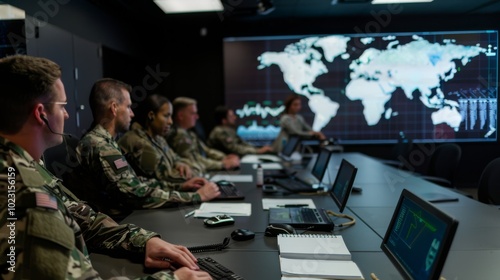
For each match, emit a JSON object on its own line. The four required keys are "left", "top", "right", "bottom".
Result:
{"left": 277, "top": 234, "right": 351, "bottom": 260}
{"left": 278, "top": 234, "right": 363, "bottom": 280}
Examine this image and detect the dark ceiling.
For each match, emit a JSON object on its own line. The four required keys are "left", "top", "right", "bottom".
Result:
{"left": 88, "top": 0, "right": 500, "bottom": 23}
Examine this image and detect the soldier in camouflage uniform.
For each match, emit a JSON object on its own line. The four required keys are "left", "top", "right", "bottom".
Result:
{"left": 0, "top": 55, "right": 211, "bottom": 279}
{"left": 207, "top": 106, "right": 274, "bottom": 157}
{"left": 75, "top": 79, "right": 220, "bottom": 217}
{"left": 167, "top": 97, "right": 240, "bottom": 174}
{"left": 118, "top": 94, "right": 205, "bottom": 181}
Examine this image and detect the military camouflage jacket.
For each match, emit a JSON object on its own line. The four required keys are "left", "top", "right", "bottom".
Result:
{"left": 207, "top": 125, "right": 258, "bottom": 156}
{"left": 167, "top": 127, "right": 226, "bottom": 172}
{"left": 76, "top": 124, "right": 200, "bottom": 215}
{"left": 0, "top": 136, "right": 177, "bottom": 279}
{"left": 118, "top": 123, "right": 204, "bottom": 181}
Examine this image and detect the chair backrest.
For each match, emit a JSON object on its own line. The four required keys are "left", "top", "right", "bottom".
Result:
{"left": 427, "top": 143, "right": 462, "bottom": 185}
{"left": 43, "top": 135, "right": 80, "bottom": 180}
{"left": 477, "top": 157, "right": 500, "bottom": 205}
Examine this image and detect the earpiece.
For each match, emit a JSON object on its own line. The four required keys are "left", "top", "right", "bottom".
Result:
{"left": 41, "top": 114, "right": 49, "bottom": 125}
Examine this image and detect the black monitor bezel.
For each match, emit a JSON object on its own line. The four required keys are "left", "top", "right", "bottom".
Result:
{"left": 381, "top": 189, "right": 459, "bottom": 280}
{"left": 311, "top": 147, "right": 333, "bottom": 181}
{"left": 281, "top": 135, "right": 301, "bottom": 157}
{"left": 329, "top": 158, "right": 357, "bottom": 213}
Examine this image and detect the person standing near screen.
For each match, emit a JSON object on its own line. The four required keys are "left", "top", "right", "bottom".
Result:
{"left": 207, "top": 105, "right": 274, "bottom": 156}
{"left": 0, "top": 55, "right": 211, "bottom": 280}
{"left": 273, "top": 94, "right": 326, "bottom": 152}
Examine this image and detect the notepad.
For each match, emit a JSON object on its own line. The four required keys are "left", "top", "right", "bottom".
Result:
{"left": 277, "top": 234, "right": 351, "bottom": 260}
{"left": 193, "top": 202, "right": 252, "bottom": 218}
{"left": 279, "top": 257, "right": 364, "bottom": 280}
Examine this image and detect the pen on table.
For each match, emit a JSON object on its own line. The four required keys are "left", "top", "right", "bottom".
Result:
{"left": 370, "top": 273, "right": 379, "bottom": 280}
{"left": 184, "top": 210, "right": 196, "bottom": 218}
{"left": 277, "top": 204, "right": 309, "bottom": 208}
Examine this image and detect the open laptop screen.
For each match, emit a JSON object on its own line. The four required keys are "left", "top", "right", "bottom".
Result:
{"left": 311, "top": 147, "right": 332, "bottom": 181}
{"left": 329, "top": 159, "right": 357, "bottom": 212}
{"left": 381, "top": 189, "right": 458, "bottom": 280}
{"left": 281, "top": 135, "right": 300, "bottom": 158}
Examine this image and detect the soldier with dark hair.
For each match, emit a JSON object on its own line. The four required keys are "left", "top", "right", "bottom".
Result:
{"left": 207, "top": 106, "right": 273, "bottom": 156}
{"left": 0, "top": 55, "right": 211, "bottom": 279}
{"left": 76, "top": 80, "right": 220, "bottom": 217}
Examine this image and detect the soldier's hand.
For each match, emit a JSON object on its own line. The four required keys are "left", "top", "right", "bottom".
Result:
{"left": 174, "top": 267, "right": 213, "bottom": 280}
{"left": 181, "top": 177, "right": 208, "bottom": 190}
{"left": 144, "top": 237, "right": 198, "bottom": 270}
{"left": 176, "top": 163, "right": 193, "bottom": 179}
{"left": 257, "top": 145, "right": 274, "bottom": 154}
{"left": 222, "top": 156, "right": 240, "bottom": 170}
{"left": 196, "top": 181, "right": 221, "bottom": 201}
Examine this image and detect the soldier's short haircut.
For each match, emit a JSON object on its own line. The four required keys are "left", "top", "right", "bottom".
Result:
{"left": 89, "top": 78, "right": 132, "bottom": 121}
{"left": 137, "top": 94, "right": 171, "bottom": 128}
{"left": 172, "top": 97, "right": 197, "bottom": 121}
{"left": 214, "top": 106, "right": 230, "bottom": 125}
{"left": 0, "top": 55, "right": 62, "bottom": 134}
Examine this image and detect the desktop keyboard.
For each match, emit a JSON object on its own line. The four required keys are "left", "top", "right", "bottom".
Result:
{"left": 216, "top": 181, "right": 245, "bottom": 200}
{"left": 197, "top": 257, "right": 245, "bottom": 280}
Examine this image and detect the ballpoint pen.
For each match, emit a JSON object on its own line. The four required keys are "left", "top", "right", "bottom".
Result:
{"left": 184, "top": 210, "right": 196, "bottom": 218}
{"left": 276, "top": 204, "right": 309, "bottom": 208}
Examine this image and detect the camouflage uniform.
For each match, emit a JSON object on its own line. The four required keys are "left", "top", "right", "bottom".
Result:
{"left": 118, "top": 122, "right": 204, "bottom": 181}
{"left": 207, "top": 125, "right": 258, "bottom": 156}
{"left": 167, "top": 127, "right": 225, "bottom": 173}
{"left": 273, "top": 114, "right": 313, "bottom": 152}
{"left": 75, "top": 124, "right": 201, "bottom": 217}
{"left": 0, "top": 136, "right": 176, "bottom": 279}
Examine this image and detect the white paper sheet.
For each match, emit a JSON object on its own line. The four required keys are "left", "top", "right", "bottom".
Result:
{"left": 210, "top": 174, "right": 253, "bottom": 182}
{"left": 193, "top": 202, "right": 252, "bottom": 218}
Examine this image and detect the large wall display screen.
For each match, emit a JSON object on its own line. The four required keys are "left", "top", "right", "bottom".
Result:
{"left": 224, "top": 30, "right": 498, "bottom": 144}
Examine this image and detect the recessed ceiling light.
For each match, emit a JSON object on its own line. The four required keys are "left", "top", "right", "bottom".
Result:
{"left": 154, "top": 0, "right": 223, "bottom": 14}
{"left": 372, "top": 0, "right": 433, "bottom": 4}
{"left": 0, "top": 4, "right": 25, "bottom": 20}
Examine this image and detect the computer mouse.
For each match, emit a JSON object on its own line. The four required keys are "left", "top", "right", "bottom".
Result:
{"left": 264, "top": 223, "right": 296, "bottom": 237}
{"left": 352, "top": 186, "right": 363, "bottom": 193}
{"left": 215, "top": 180, "right": 235, "bottom": 187}
{"left": 231, "top": 229, "right": 255, "bottom": 241}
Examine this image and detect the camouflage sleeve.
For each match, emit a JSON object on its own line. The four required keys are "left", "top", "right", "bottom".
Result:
{"left": 118, "top": 133, "right": 181, "bottom": 190}
{"left": 77, "top": 138, "right": 200, "bottom": 209}
{"left": 168, "top": 129, "right": 224, "bottom": 172}
{"left": 209, "top": 128, "right": 257, "bottom": 156}
{"left": 281, "top": 114, "right": 313, "bottom": 137}
{"left": 199, "top": 139, "right": 226, "bottom": 160}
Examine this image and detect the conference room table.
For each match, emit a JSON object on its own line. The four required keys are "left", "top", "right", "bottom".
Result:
{"left": 90, "top": 152, "right": 500, "bottom": 279}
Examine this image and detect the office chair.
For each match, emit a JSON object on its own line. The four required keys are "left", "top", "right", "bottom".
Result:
{"left": 42, "top": 134, "right": 80, "bottom": 181}
{"left": 477, "top": 157, "right": 500, "bottom": 205}
{"left": 420, "top": 143, "right": 462, "bottom": 188}
{"left": 378, "top": 133, "right": 413, "bottom": 169}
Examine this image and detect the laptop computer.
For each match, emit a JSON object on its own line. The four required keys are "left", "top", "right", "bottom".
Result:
{"left": 268, "top": 158, "right": 358, "bottom": 231}
{"left": 274, "top": 147, "right": 333, "bottom": 192}
{"left": 381, "top": 189, "right": 458, "bottom": 280}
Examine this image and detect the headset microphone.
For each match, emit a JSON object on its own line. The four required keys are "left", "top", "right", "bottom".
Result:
{"left": 41, "top": 115, "right": 72, "bottom": 138}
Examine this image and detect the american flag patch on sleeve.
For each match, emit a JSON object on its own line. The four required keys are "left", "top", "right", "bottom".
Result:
{"left": 35, "top": 192, "right": 58, "bottom": 210}
{"left": 114, "top": 158, "right": 128, "bottom": 169}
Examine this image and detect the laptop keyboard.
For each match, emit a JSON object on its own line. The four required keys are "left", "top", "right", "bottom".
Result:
{"left": 274, "top": 178, "right": 311, "bottom": 192}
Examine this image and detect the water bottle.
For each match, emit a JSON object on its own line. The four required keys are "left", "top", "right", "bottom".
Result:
{"left": 256, "top": 164, "right": 263, "bottom": 187}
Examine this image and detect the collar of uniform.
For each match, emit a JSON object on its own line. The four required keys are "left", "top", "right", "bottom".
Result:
{"left": 132, "top": 122, "right": 169, "bottom": 152}
{"left": 89, "top": 124, "right": 119, "bottom": 145}
{"left": 0, "top": 136, "right": 37, "bottom": 164}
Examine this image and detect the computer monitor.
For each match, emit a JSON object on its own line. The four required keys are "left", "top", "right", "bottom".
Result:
{"left": 381, "top": 189, "right": 459, "bottom": 280}
{"left": 329, "top": 159, "right": 358, "bottom": 212}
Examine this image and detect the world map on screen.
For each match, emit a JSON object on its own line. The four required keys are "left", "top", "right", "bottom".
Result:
{"left": 257, "top": 34, "right": 495, "bottom": 137}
